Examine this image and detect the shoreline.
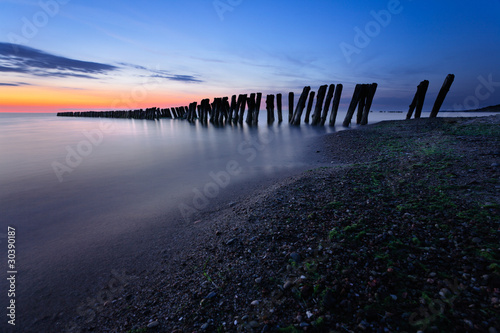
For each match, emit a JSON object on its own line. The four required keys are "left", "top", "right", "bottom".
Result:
{"left": 21, "top": 115, "right": 500, "bottom": 332}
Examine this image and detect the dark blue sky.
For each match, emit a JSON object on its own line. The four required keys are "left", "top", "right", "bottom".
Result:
{"left": 1, "top": 0, "right": 499, "bottom": 112}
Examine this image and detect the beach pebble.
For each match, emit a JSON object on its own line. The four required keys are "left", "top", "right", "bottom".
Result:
{"left": 205, "top": 292, "right": 217, "bottom": 299}
{"left": 201, "top": 323, "right": 209, "bottom": 330}
{"left": 290, "top": 252, "right": 301, "bottom": 263}
{"left": 251, "top": 300, "right": 259, "bottom": 306}
{"left": 147, "top": 321, "right": 159, "bottom": 328}
{"left": 249, "top": 321, "right": 259, "bottom": 328}
{"left": 226, "top": 238, "right": 238, "bottom": 246}
{"left": 255, "top": 277, "right": 262, "bottom": 284}
{"left": 283, "top": 281, "right": 294, "bottom": 290}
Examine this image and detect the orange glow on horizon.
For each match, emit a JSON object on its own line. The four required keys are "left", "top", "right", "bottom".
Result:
{"left": 0, "top": 86, "right": 205, "bottom": 113}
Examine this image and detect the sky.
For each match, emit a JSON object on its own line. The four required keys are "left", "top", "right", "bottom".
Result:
{"left": 0, "top": 0, "right": 499, "bottom": 113}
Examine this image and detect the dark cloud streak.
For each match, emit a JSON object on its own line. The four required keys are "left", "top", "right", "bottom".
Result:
{"left": 0, "top": 81, "right": 31, "bottom": 86}
{"left": 151, "top": 74, "right": 202, "bottom": 83}
{"left": 0, "top": 42, "right": 118, "bottom": 79}
{"left": 120, "top": 63, "right": 203, "bottom": 83}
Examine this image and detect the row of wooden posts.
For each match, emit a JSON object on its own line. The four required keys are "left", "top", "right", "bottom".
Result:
{"left": 57, "top": 74, "right": 455, "bottom": 126}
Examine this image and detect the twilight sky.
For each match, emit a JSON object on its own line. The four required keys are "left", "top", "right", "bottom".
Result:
{"left": 0, "top": 0, "right": 499, "bottom": 113}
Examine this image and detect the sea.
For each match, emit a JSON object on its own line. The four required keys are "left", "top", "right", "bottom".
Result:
{"left": 0, "top": 110, "right": 495, "bottom": 331}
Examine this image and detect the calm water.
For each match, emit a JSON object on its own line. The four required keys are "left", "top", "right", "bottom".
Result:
{"left": 0, "top": 110, "right": 494, "bottom": 330}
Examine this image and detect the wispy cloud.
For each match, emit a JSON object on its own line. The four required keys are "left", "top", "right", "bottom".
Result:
{"left": 0, "top": 82, "right": 31, "bottom": 86}
{"left": 151, "top": 74, "right": 202, "bottom": 83}
{"left": 0, "top": 43, "right": 118, "bottom": 79}
{"left": 119, "top": 63, "right": 203, "bottom": 83}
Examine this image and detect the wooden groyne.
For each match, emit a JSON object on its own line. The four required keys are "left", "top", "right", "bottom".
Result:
{"left": 57, "top": 74, "right": 454, "bottom": 126}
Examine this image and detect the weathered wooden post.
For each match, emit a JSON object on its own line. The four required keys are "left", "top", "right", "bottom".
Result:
{"left": 266, "top": 94, "right": 275, "bottom": 125}
{"left": 414, "top": 80, "right": 429, "bottom": 119}
{"left": 343, "top": 84, "right": 363, "bottom": 127}
{"left": 292, "top": 86, "right": 311, "bottom": 125}
{"left": 232, "top": 95, "right": 241, "bottom": 123}
{"left": 238, "top": 94, "right": 248, "bottom": 124}
{"left": 228, "top": 95, "right": 237, "bottom": 122}
{"left": 211, "top": 98, "right": 219, "bottom": 124}
{"left": 356, "top": 84, "right": 368, "bottom": 125}
{"left": 430, "top": 74, "right": 454, "bottom": 118}
{"left": 204, "top": 99, "right": 211, "bottom": 124}
{"left": 254, "top": 92, "right": 262, "bottom": 125}
{"left": 277, "top": 93, "right": 283, "bottom": 123}
{"left": 246, "top": 93, "right": 256, "bottom": 124}
{"left": 191, "top": 102, "right": 198, "bottom": 122}
{"left": 329, "top": 84, "right": 343, "bottom": 126}
{"left": 305, "top": 91, "right": 315, "bottom": 124}
{"left": 288, "top": 92, "right": 294, "bottom": 123}
{"left": 360, "top": 83, "right": 377, "bottom": 125}
{"left": 311, "top": 85, "right": 328, "bottom": 125}
{"left": 406, "top": 80, "right": 429, "bottom": 119}
{"left": 220, "top": 97, "right": 229, "bottom": 124}
{"left": 407, "top": 89, "right": 418, "bottom": 120}
{"left": 320, "top": 84, "right": 335, "bottom": 125}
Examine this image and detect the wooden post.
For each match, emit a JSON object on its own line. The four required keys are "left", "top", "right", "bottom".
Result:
{"left": 343, "top": 84, "right": 362, "bottom": 127}
{"left": 232, "top": 95, "right": 241, "bottom": 122}
{"left": 254, "top": 92, "right": 262, "bottom": 125}
{"left": 204, "top": 99, "right": 211, "bottom": 124}
{"left": 430, "top": 74, "right": 455, "bottom": 118}
{"left": 288, "top": 92, "right": 294, "bottom": 123}
{"left": 407, "top": 80, "right": 429, "bottom": 119}
{"left": 321, "top": 84, "right": 335, "bottom": 125}
{"left": 277, "top": 93, "right": 283, "bottom": 123}
{"left": 311, "top": 85, "right": 328, "bottom": 125}
{"left": 188, "top": 102, "right": 197, "bottom": 122}
{"left": 356, "top": 84, "right": 368, "bottom": 125}
{"left": 246, "top": 93, "right": 256, "bottom": 124}
{"left": 414, "top": 80, "right": 429, "bottom": 119}
{"left": 229, "top": 95, "right": 237, "bottom": 122}
{"left": 238, "top": 94, "right": 247, "bottom": 124}
{"left": 220, "top": 97, "right": 229, "bottom": 124}
{"left": 212, "top": 98, "right": 220, "bottom": 124}
{"left": 266, "top": 94, "right": 275, "bottom": 125}
{"left": 360, "top": 83, "right": 377, "bottom": 125}
{"left": 406, "top": 87, "right": 419, "bottom": 120}
{"left": 304, "top": 91, "right": 315, "bottom": 124}
{"left": 329, "top": 84, "right": 343, "bottom": 126}
{"left": 292, "top": 86, "right": 311, "bottom": 125}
